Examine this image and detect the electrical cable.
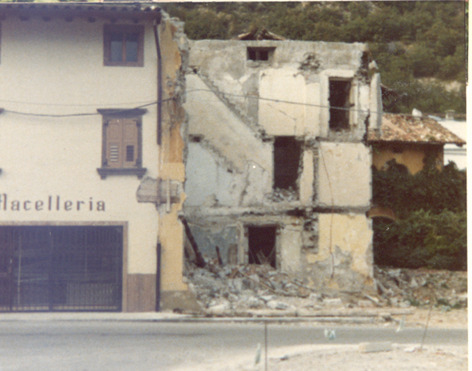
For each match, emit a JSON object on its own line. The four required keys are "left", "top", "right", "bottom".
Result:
{"left": 0, "top": 99, "right": 173, "bottom": 118}
{"left": 0, "top": 87, "right": 455, "bottom": 119}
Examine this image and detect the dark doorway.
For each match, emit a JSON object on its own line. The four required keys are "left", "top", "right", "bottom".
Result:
{"left": 329, "top": 79, "right": 351, "bottom": 130}
{"left": 248, "top": 226, "right": 277, "bottom": 268}
{"left": 0, "top": 226, "right": 123, "bottom": 312}
{"left": 273, "top": 136, "right": 301, "bottom": 192}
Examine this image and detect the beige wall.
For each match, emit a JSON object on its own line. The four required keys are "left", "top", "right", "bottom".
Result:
{"left": 259, "top": 68, "right": 320, "bottom": 137}
{"left": 317, "top": 142, "right": 371, "bottom": 208}
{"left": 312, "top": 213, "right": 373, "bottom": 289}
{"left": 372, "top": 144, "right": 443, "bottom": 175}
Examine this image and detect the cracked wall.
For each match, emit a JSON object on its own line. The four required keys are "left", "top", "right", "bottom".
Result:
{"left": 184, "top": 39, "right": 380, "bottom": 293}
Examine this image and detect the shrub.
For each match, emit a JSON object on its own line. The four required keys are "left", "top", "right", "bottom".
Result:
{"left": 372, "top": 161, "right": 466, "bottom": 218}
{"left": 373, "top": 210, "right": 467, "bottom": 270}
{"left": 373, "top": 160, "right": 467, "bottom": 270}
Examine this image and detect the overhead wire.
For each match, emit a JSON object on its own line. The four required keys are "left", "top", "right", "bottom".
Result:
{"left": 0, "top": 99, "right": 173, "bottom": 118}
{"left": 0, "top": 88, "right": 453, "bottom": 119}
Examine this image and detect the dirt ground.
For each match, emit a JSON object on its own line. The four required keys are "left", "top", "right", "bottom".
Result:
{"left": 182, "top": 308, "right": 468, "bottom": 371}
{"left": 264, "top": 308, "right": 468, "bottom": 371}
{"left": 265, "top": 344, "right": 468, "bottom": 371}
{"left": 404, "top": 307, "right": 467, "bottom": 328}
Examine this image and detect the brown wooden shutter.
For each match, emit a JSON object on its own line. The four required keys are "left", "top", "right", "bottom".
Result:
{"left": 106, "top": 119, "right": 123, "bottom": 168}
{"left": 105, "top": 118, "right": 138, "bottom": 168}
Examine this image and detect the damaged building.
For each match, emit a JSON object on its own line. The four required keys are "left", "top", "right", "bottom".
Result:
{"left": 183, "top": 34, "right": 383, "bottom": 293}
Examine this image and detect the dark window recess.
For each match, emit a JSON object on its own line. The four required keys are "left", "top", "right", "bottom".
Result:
{"left": 329, "top": 79, "right": 352, "bottom": 130}
{"left": 273, "top": 136, "right": 301, "bottom": 191}
{"left": 247, "top": 47, "right": 274, "bottom": 61}
{"left": 104, "top": 25, "right": 144, "bottom": 67}
{"left": 248, "top": 226, "right": 277, "bottom": 268}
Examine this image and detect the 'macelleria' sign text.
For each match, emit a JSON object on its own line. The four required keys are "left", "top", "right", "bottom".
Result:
{"left": 0, "top": 194, "right": 105, "bottom": 212}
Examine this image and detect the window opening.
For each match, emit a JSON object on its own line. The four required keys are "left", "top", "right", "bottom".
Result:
{"left": 248, "top": 226, "right": 277, "bottom": 268}
{"left": 273, "top": 136, "right": 301, "bottom": 192}
{"left": 329, "top": 79, "right": 352, "bottom": 130}
{"left": 247, "top": 47, "right": 275, "bottom": 62}
{"left": 104, "top": 25, "right": 144, "bottom": 67}
{"left": 97, "top": 109, "right": 147, "bottom": 179}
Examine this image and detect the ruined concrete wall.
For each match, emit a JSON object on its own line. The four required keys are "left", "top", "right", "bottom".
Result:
{"left": 188, "top": 40, "right": 373, "bottom": 140}
{"left": 309, "top": 213, "right": 374, "bottom": 292}
{"left": 317, "top": 142, "right": 372, "bottom": 209}
{"left": 184, "top": 39, "right": 377, "bottom": 293}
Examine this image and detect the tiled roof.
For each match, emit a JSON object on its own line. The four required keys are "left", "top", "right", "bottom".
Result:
{"left": 368, "top": 113, "right": 465, "bottom": 145}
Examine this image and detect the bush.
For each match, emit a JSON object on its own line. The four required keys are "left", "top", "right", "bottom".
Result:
{"left": 373, "top": 210, "right": 467, "bottom": 270}
{"left": 373, "top": 160, "right": 467, "bottom": 270}
{"left": 373, "top": 161, "right": 466, "bottom": 218}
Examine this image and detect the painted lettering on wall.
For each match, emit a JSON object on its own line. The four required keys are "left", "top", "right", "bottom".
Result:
{"left": 0, "top": 194, "right": 105, "bottom": 212}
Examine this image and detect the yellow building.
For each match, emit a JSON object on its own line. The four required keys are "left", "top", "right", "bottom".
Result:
{"left": 0, "top": 3, "right": 191, "bottom": 312}
{"left": 369, "top": 113, "right": 465, "bottom": 175}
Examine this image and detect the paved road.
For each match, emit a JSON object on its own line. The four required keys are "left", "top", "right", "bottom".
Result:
{"left": 0, "top": 321, "right": 467, "bottom": 370}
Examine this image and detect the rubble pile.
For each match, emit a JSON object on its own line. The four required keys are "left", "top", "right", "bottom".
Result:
{"left": 374, "top": 266, "right": 467, "bottom": 309}
{"left": 185, "top": 262, "right": 337, "bottom": 315}
{"left": 184, "top": 262, "right": 467, "bottom": 316}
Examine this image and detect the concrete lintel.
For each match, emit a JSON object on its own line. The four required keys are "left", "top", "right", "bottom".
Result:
{"left": 184, "top": 205, "right": 320, "bottom": 218}
{"left": 313, "top": 206, "right": 370, "bottom": 214}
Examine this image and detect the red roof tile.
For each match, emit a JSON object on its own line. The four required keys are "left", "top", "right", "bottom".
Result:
{"left": 368, "top": 113, "right": 465, "bottom": 145}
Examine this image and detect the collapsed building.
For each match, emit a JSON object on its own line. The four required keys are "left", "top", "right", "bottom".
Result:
{"left": 183, "top": 36, "right": 383, "bottom": 293}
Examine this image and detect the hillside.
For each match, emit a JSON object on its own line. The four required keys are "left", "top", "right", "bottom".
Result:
{"left": 163, "top": 1, "right": 467, "bottom": 116}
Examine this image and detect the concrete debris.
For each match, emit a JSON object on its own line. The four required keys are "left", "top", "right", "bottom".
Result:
{"left": 359, "top": 341, "right": 392, "bottom": 353}
{"left": 185, "top": 261, "right": 467, "bottom": 316}
{"left": 374, "top": 266, "right": 467, "bottom": 310}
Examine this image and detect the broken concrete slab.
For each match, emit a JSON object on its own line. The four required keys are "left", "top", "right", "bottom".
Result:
{"left": 358, "top": 341, "right": 393, "bottom": 353}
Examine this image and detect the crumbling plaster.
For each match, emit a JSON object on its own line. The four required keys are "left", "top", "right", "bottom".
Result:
{"left": 309, "top": 213, "right": 373, "bottom": 291}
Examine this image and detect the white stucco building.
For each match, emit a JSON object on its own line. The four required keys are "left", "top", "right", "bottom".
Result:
{"left": 0, "top": 3, "right": 190, "bottom": 312}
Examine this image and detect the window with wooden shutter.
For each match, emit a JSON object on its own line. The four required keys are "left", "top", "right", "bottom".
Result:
{"left": 97, "top": 109, "right": 147, "bottom": 179}
{"left": 105, "top": 118, "right": 139, "bottom": 168}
